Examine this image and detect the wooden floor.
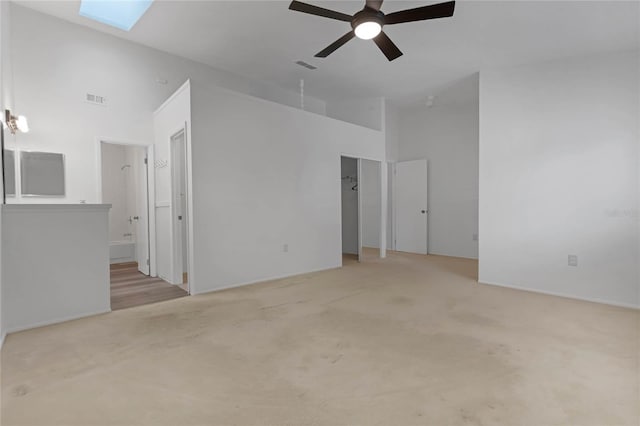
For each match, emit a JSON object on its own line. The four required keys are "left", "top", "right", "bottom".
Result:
{"left": 110, "top": 262, "right": 188, "bottom": 311}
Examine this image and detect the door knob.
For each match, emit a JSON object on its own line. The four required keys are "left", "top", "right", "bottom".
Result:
{"left": 421, "top": 210, "right": 426, "bottom": 214}
{"left": 133, "top": 216, "right": 140, "bottom": 220}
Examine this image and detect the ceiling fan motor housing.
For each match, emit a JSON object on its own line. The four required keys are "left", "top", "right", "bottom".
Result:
{"left": 351, "top": 9, "right": 384, "bottom": 31}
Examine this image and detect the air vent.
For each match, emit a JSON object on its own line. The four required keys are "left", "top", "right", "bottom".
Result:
{"left": 295, "top": 60, "right": 317, "bottom": 70}
{"left": 86, "top": 93, "right": 107, "bottom": 106}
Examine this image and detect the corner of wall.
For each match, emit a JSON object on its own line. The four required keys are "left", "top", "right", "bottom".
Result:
{"left": 0, "top": 0, "right": 7, "bottom": 349}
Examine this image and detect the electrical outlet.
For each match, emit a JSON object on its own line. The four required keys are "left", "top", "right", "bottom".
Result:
{"left": 568, "top": 255, "right": 578, "bottom": 267}
{"left": 283, "top": 244, "right": 289, "bottom": 253}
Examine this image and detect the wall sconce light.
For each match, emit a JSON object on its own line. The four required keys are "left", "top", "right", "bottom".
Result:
{"left": 5, "top": 109, "right": 29, "bottom": 134}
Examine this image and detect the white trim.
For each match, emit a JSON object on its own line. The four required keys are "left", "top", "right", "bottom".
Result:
{"left": 190, "top": 266, "right": 341, "bottom": 296}
{"left": 184, "top": 119, "right": 195, "bottom": 296}
{"left": 429, "top": 251, "right": 479, "bottom": 260}
{"left": 5, "top": 308, "right": 111, "bottom": 334}
{"left": 479, "top": 280, "right": 640, "bottom": 310}
{"left": 0, "top": 332, "right": 5, "bottom": 350}
{"left": 340, "top": 152, "right": 381, "bottom": 163}
{"left": 357, "top": 158, "right": 363, "bottom": 262}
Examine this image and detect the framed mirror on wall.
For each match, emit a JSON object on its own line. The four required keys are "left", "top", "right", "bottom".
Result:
{"left": 20, "top": 151, "right": 66, "bottom": 197}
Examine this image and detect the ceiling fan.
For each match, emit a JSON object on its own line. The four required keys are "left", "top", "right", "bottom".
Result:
{"left": 289, "top": 0, "right": 455, "bottom": 61}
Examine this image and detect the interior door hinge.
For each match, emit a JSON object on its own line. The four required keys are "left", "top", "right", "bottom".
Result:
{"left": 146, "top": 259, "right": 150, "bottom": 266}
{"left": 144, "top": 157, "right": 148, "bottom": 165}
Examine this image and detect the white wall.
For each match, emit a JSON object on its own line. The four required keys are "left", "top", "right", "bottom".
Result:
{"left": 2, "top": 204, "right": 111, "bottom": 332}
{"left": 398, "top": 77, "right": 479, "bottom": 259}
{"left": 341, "top": 156, "right": 358, "bottom": 255}
{"left": 479, "top": 50, "right": 639, "bottom": 308}
{"left": 384, "top": 100, "right": 400, "bottom": 163}
{"left": 190, "top": 83, "right": 386, "bottom": 294}
{"left": 4, "top": 4, "right": 326, "bottom": 205}
{"left": 326, "top": 97, "right": 384, "bottom": 131}
{"left": 361, "top": 159, "right": 381, "bottom": 248}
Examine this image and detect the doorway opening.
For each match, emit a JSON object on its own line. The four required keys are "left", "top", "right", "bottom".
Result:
{"left": 170, "top": 128, "right": 190, "bottom": 293}
{"left": 341, "top": 156, "right": 359, "bottom": 264}
{"left": 99, "top": 140, "right": 187, "bottom": 310}
{"left": 340, "top": 156, "right": 384, "bottom": 264}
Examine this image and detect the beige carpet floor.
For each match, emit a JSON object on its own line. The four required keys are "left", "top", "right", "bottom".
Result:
{"left": 1, "top": 251, "right": 638, "bottom": 425}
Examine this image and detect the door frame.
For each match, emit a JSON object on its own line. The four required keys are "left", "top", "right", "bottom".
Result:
{"left": 95, "top": 138, "right": 157, "bottom": 277}
{"left": 339, "top": 154, "right": 387, "bottom": 264}
{"left": 169, "top": 126, "right": 190, "bottom": 290}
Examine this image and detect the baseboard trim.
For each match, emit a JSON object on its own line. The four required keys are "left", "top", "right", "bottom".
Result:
{"left": 5, "top": 308, "right": 112, "bottom": 334}
{"left": 427, "top": 252, "right": 479, "bottom": 261}
{"left": 0, "top": 331, "right": 5, "bottom": 350}
{"left": 191, "top": 265, "right": 340, "bottom": 296}
{"left": 479, "top": 280, "right": 639, "bottom": 310}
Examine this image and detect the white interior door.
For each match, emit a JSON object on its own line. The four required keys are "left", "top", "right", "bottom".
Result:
{"left": 135, "top": 148, "right": 150, "bottom": 275}
{"left": 395, "top": 159, "right": 428, "bottom": 254}
{"left": 170, "top": 129, "right": 188, "bottom": 285}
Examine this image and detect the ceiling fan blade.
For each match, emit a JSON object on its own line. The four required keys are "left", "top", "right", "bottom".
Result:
{"left": 384, "top": 1, "right": 455, "bottom": 25}
{"left": 289, "top": 1, "right": 352, "bottom": 22}
{"left": 315, "top": 31, "right": 356, "bottom": 57}
{"left": 373, "top": 31, "right": 403, "bottom": 61}
{"left": 365, "top": 0, "right": 383, "bottom": 11}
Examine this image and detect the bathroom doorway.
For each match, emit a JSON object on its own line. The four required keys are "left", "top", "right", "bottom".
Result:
{"left": 100, "top": 142, "right": 150, "bottom": 272}
{"left": 98, "top": 140, "right": 187, "bottom": 310}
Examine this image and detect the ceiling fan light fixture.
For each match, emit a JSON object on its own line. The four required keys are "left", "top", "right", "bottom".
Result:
{"left": 354, "top": 21, "right": 382, "bottom": 39}
{"left": 288, "top": 0, "right": 456, "bottom": 61}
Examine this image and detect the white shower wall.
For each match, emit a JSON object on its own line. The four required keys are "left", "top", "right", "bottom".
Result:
{"left": 101, "top": 144, "right": 140, "bottom": 248}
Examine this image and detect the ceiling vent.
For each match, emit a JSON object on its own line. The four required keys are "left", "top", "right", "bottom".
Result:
{"left": 295, "top": 60, "right": 317, "bottom": 70}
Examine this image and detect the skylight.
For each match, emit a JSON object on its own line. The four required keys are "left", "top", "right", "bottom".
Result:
{"left": 79, "top": 0, "right": 154, "bottom": 31}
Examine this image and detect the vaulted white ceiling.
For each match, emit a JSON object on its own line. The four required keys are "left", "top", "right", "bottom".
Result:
{"left": 15, "top": 0, "right": 640, "bottom": 106}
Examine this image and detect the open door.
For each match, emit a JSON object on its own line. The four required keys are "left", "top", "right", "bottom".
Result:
{"left": 135, "top": 148, "right": 150, "bottom": 275}
{"left": 170, "top": 128, "right": 189, "bottom": 287}
{"left": 395, "top": 159, "right": 428, "bottom": 254}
